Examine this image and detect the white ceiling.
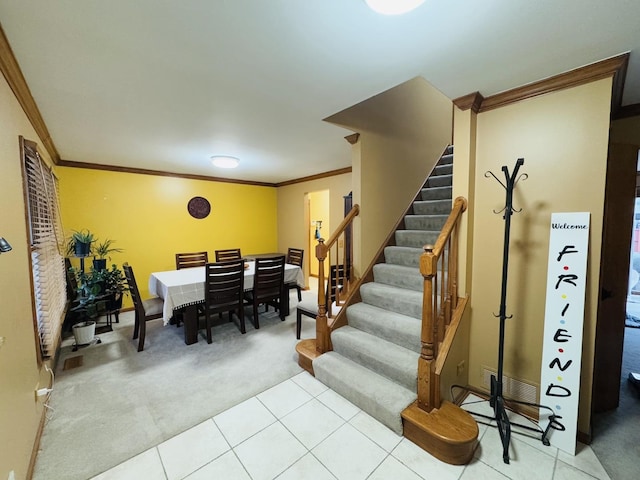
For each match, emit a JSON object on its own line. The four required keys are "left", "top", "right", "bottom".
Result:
{"left": 1, "top": 0, "right": 639, "bottom": 184}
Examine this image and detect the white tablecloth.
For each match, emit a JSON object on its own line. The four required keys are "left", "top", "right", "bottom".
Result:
{"left": 149, "top": 261, "right": 304, "bottom": 324}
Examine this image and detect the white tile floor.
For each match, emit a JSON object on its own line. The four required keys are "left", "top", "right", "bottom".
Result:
{"left": 91, "top": 372, "right": 611, "bottom": 480}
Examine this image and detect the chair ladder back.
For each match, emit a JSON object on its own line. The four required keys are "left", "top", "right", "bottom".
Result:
{"left": 205, "top": 260, "right": 245, "bottom": 311}
{"left": 254, "top": 256, "right": 286, "bottom": 298}
{"left": 286, "top": 248, "right": 304, "bottom": 267}
{"left": 215, "top": 248, "right": 242, "bottom": 262}
{"left": 175, "top": 251, "right": 208, "bottom": 269}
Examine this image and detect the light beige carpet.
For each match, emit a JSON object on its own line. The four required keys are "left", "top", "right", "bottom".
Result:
{"left": 33, "top": 291, "right": 315, "bottom": 480}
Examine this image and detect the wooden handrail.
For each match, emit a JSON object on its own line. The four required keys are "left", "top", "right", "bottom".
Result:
{"left": 418, "top": 196, "right": 467, "bottom": 412}
{"left": 322, "top": 204, "right": 360, "bottom": 251}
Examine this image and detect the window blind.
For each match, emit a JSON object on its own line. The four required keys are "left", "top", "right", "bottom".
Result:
{"left": 22, "top": 138, "right": 66, "bottom": 359}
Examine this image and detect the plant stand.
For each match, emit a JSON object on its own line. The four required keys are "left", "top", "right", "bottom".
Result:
{"left": 71, "top": 321, "right": 101, "bottom": 351}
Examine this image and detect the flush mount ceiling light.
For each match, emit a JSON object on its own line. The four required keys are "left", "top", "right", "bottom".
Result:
{"left": 365, "top": 0, "right": 425, "bottom": 15}
{"left": 210, "top": 155, "right": 239, "bottom": 168}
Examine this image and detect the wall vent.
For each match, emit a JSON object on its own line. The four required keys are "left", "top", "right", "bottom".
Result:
{"left": 481, "top": 366, "right": 538, "bottom": 404}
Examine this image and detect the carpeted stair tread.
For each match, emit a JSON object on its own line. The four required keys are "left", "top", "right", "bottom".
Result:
{"left": 404, "top": 214, "right": 448, "bottom": 231}
{"left": 433, "top": 164, "right": 453, "bottom": 176}
{"left": 425, "top": 174, "right": 452, "bottom": 188}
{"left": 360, "top": 282, "right": 423, "bottom": 319}
{"left": 373, "top": 263, "right": 423, "bottom": 292}
{"left": 346, "top": 302, "right": 422, "bottom": 353}
{"left": 421, "top": 186, "right": 452, "bottom": 201}
{"left": 331, "top": 326, "right": 418, "bottom": 391}
{"left": 395, "top": 230, "right": 440, "bottom": 248}
{"left": 313, "top": 351, "right": 416, "bottom": 435}
{"left": 384, "top": 246, "right": 424, "bottom": 267}
{"left": 413, "top": 199, "right": 451, "bottom": 215}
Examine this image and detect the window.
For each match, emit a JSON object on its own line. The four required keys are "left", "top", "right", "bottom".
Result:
{"left": 21, "top": 137, "right": 66, "bottom": 359}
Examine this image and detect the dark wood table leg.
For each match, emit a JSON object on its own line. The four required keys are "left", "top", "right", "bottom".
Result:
{"left": 281, "top": 290, "right": 290, "bottom": 317}
{"left": 183, "top": 305, "right": 198, "bottom": 345}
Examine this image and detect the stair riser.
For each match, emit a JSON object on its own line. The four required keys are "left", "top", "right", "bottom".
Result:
{"left": 421, "top": 186, "right": 452, "bottom": 201}
{"left": 405, "top": 215, "right": 448, "bottom": 231}
{"left": 425, "top": 175, "right": 452, "bottom": 188}
{"left": 413, "top": 200, "right": 451, "bottom": 215}
{"left": 433, "top": 164, "right": 452, "bottom": 176}
{"left": 395, "top": 230, "right": 439, "bottom": 248}
{"left": 373, "top": 263, "right": 423, "bottom": 292}
{"left": 313, "top": 352, "right": 416, "bottom": 435}
{"left": 384, "top": 246, "right": 422, "bottom": 268}
{"left": 360, "top": 283, "right": 423, "bottom": 320}
{"left": 346, "top": 303, "right": 422, "bottom": 353}
{"left": 331, "top": 327, "right": 418, "bottom": 391}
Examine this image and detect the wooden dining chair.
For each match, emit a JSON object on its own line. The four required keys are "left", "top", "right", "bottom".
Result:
{"left": 244, "top": 255, "right": 285, "bottom": 329}
{"left": 215, "top": 248, "right": 242, "bottom": 262}
{"left": 285, "top": 247, "right": 304, "bottom": 301}
{"left": 201, "top": 259, "right": 246, "bottom": 342}
{"left": 296, "top": 264, "right": 344, "bottom": 339}
{"left": 123, "top": 263, "right": 164, "bottom": 351}
{"left": 175, "top": 251, "right": 208, "bottom": 270}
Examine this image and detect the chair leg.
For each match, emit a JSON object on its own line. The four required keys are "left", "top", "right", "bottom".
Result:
{"left": 238, "top": 307, "right": 246, "bottom": 334}
{"left": 206, "top": 315, "right": 212, "bottom": 344}
{"left": 253, "top": 302, "right": 260, "bottom": 329}
{"left": 278, "top": 299, "right": 285, "bottom": 321}
{"left": 296, "top": 286, "right": 302, "bottom": 302}
{"left": 296, "top": 310, "right": 302, "bottom": 339}
{"left": 137, "top": 319, "right": 146, "bottom": 352}
{"left": 133, "top": 312, "right": 140, "bottom": 340}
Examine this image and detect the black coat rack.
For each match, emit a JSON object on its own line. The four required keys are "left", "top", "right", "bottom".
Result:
{"left": 455, "top": 158, "right": 557, "bottom": 464}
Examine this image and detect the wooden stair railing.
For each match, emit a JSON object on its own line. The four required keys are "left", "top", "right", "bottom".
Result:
{"left": 402, "top": 195, "right": 477, "bottom": 465}
{"left": 295, "top": 204, "right": 359, "bottom": 371}
{"left": 417, "top": 195, "right": 467, "bottom": 412}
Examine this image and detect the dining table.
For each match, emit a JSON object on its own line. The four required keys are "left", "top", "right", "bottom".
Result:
{"left": 148, "top": 260, "right": 304, "bottom": 345}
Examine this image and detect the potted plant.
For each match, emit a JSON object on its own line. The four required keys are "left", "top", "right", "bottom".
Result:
{"left": 66, "top": 229, "right": 95, "bottom": 257}
{"left": 103, "top": 263, "right": 129, "bottom": 312}
{"left": 68, "top": 267, "right": 108, "bottom": 347}
{"left": 92, "top": 238, "right": 123, "bottom": 271}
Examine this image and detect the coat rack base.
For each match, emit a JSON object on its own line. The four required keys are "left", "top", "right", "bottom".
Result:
{"left": 452, "top": 384, "right": 557, "bottom": 463}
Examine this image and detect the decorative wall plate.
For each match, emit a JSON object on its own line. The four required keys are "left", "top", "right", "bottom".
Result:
{"left": 187, "top": 196, "right": 211, "bottom": 219}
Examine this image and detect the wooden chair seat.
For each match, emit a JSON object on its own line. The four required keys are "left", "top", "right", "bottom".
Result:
{"left": 296, "top": 264, "right": 345, "bottom": 339}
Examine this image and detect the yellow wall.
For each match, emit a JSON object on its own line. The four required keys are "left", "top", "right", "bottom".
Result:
{"left": 277, "top": 173, "right": 352, "bottom": 286}
{"left": 0, "top": 75, "right": 53, "bottom": 480}
{"left": 459, "top": 79, "right": 612, "bottom": 433}
{"left": 58, "top": 167, "right": 278, "bottom": 304}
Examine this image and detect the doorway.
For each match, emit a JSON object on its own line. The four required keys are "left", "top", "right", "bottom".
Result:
{"left": 306, "top": 189, "right": 330, "bottom": 278}
{"left": 592, "top": 144, "right": 638, "bottom": 414}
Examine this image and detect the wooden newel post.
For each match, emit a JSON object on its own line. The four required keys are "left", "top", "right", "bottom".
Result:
{"left": 418, "top": 244, "right": 437, "bottom": 412}
{"left": 315, "top": 239, "right": 330, "bottom": 354}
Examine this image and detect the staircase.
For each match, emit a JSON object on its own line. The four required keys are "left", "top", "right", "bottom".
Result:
{"left": 310, "top": 146, "right": 478, "bottom": 464}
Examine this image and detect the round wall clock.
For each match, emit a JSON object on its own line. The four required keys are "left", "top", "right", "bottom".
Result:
{"left": 187, "top": 196, "right": 211, "bottom": 219}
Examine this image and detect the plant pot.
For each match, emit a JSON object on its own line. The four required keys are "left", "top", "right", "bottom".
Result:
{"left": 74, "top": 241, "right": 91, "bottom": 257}
{"left": 72, "top": 321, "right": 96, "bottom": 345}
{"left": 93, "top": 258, "right": 107, "bottom": 271}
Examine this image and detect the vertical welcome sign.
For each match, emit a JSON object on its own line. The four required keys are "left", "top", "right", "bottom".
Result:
{"left": 540, "top": 212, "right": 590, "bottom": 455}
